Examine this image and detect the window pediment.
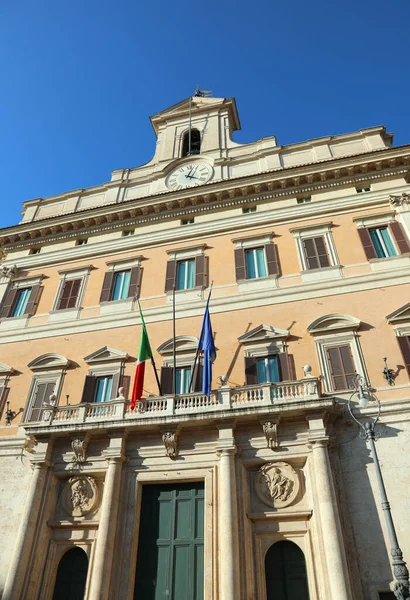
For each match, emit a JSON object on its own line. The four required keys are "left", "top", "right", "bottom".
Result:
{"left": 386, "top": 303, "right": 410, "bottom": 325}
{"left": 238, "top": 325, "right": 289, "bottom": 344}
{"left": 28, "top": 354, "right": 71, "bottom": 371}
{"left": 308, "top": 314, "right": 360, "bottom": 335}
{"left": 83, "top": 346, "right": 129, "bottom": 364}
{"left": 157, "top": 336, "right": 198, "bottom": 355}
{"left": 0, "top": 361, "right": 13, "bottom": 375}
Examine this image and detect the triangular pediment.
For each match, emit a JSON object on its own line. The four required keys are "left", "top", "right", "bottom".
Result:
{"left": 83, "top": 347, "right": 129, "bottom": 364}
{"left": 157, "top": 336, "right": 198, "bottom": 355}
{"left": 238, "top": 325, "right": 289, "bottom": 344}
{"left": 386, "top": 303, "right": 410, "bottom": 324}
{"left": 308, "top": 314, "right": 360, "bottom": 334}
{"left": 0, "top": 361, "right": 13, "bottom": 375}
{"left": 28, "top": 354, "right": 71, "bottom": 371}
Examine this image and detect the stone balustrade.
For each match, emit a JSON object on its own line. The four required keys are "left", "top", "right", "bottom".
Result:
{"left": 34, "top": 377, "right": 321, "bottom": 428}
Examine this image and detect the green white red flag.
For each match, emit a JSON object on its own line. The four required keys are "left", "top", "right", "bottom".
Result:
{"left": 131, "top": 305, "right": 153, "bottom": 410}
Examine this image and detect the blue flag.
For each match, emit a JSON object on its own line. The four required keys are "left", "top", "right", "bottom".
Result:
{"left": 197, "top": 293, "right": 216, "bottom": 397}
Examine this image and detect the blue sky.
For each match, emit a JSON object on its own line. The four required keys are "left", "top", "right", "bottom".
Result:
{"left": 1, "top": 0, "right": 409, "bottom": 227}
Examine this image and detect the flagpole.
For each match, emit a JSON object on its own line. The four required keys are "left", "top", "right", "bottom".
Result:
{"left": 172, "top": 283, "right": 177, "bottom": 395}
{"left": 188, "top": 283, "right": 213, "bottom": 393}
{"left": 137, "top": 299, "right": 162, "bottom": 397}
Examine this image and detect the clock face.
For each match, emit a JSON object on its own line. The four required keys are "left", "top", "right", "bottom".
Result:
{"left": 166, "top": 163, "right": 213, "bottom": 190}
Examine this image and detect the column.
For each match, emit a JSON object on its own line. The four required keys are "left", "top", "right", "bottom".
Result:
{"left": 311, "top": 440, "right": 353, "bottom": 600}
{"left": 3, "top": 461, "right": 49, "bottom": 600}
{"left": 88, "top": 455, "right": 123, "bottom": 600}
{"left": 217, "top": 430, "right": 240, "bottom": 600}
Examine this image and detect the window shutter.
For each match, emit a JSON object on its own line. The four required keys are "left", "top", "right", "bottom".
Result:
{"left": 0, "top": 386, "right": 8, "bottom": 418}
{"left": 302, "top": 238, "right": 320, "bottom": 270}
{"left": 234, "top": 248, "right": 246, "bottom": 281}
{"left": 25, "top": 285, "right": 42, "bottom": 316}
{"left": 389, "top": 221, "right": 410, "bottom": 254}
{"left": 110, "top": 372, "right": 121, "bottom": 399}
{"left": 0, "top": 288, "right": 18, "bottom": 319}
{"left": 314, "top": 237, "right": 330, "bottom": 268}
{"left": 81, "top": 375, "right": 96, "bottom": 403}
{"left": 357, "top": 228, "right": 377, "bottom": 260}
{"left": 245, "top": 357, "right": 258, "bottom": 385}
{"left": 278, "top": 353, "right": 296, "bottom": 382}
{"left": 397, "top": 336, "right": 410, "bottom": 378}
{"left": 195, "top": 255, "right": 208, "bottom": 288}
{"left": 339, "top": 345, "right": 356, "bottom": 389}
{"left": 326, "top": 345, "right": 356, "bottom": 391}
{"left": 128, "top": 266, "right": 142, "bottom": 299}
{"left": 120, "top": 374, "right": 131, "bottom": 400}
{"left": 265, "top": 243, "right": 279, "bottom": 276}
{"left": 165, "top": 261, "right": 177, "bottom": 292}
{"left": 58, "top": 279, "right": 81, "bottom": 310}
{"left": 160, "top": 367, "right": 174, "bottom": 394}
{"left": 100, "top": 272, "right": 115, "bottom": 303}
{"left": 193, "top": 364, "right": 203, "bottom": 393}
{"left": 28, "top": 381, "right": 55, "bottom": 422}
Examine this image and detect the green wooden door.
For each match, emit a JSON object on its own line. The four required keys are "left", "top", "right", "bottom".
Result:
{"left": 52, "top": 547, "right": 88, "bottom": 600}
{"left": 265, "top": 541, "right": 310, "bottom": 600}
{"left": 134, "top": 482, "right": 204, "bottom": 600}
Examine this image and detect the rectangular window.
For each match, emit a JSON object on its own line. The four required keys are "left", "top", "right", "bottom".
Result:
{"left": 57, "top": 279, "right": 82, "bottom": 310}
{"left": 29, "top": 248, "right": 41, "bottom": 255}
{"left": 242, "top": 206, "right": 257, "bottom": 213}
{"left": 122, "top": 230, "right": 135, "bottom": 237}
{"left": 302, "top": 237, "right": 330, "bottom": 270}
{"left": 245, "top": 248, "right": 268, "bottom": 279}
{"left": 356, "top": 186, "right": 371, "bottom": 193}
{"left": 297, "top": 196, "right": 311, "bottom": 204}
{"left": 326, "top": 345, "right": 356, "bottom": 391}
{"left": 11, "top": 288, "right": 31, "bottom": 317}
{"left": 256, "top": 356, "right": 280, "bottom": 383}
{"left": 175, "top": 366, "right": 191, "bottom": 394}
{"left": 176, "top": 260, "right": 195, "bottom": 290}
{"left": 181, "top": 218, "right": 195, "bottom": 225}
{"left": 112, "top": 270, "right": 131, "bottom": 300}
{"left": 27, "top": 380, "right": 56, "bottom": 422}
{"left": 369, "top": 227, "right": 397, "bottom": 258}
{"left": 77, "top": 239, "right": 88, "bottom": 245}
{"left": 95, "top": 376, "right": 113, "bottom": 403}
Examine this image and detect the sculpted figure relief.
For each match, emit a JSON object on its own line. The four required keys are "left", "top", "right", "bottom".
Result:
{"left": 61, "top": 476, "right": 99, "bottom": 517}
{"left": 255, "top": 461, "right": 300, "bottom": 508}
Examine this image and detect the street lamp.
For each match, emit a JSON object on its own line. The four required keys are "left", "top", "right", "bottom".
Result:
{"left": 347, "top": 374, "right": 410, "bottom": 600}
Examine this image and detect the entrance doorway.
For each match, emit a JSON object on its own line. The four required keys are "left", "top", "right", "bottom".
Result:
{"left": 134, "top": 482, "right": 204, "bottom": 600}
{"left": 265, "top": 540, "right": 310, "bottom": 600}
{"left": 53, "top": 546, "right": 88, "bottom": 600}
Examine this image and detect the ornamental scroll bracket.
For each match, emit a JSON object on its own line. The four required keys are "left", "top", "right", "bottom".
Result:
{"left": 260, "top": 418, "right": 281, "bottom": 451}
{"left": 71, "top": 433, "right": 91, "bottom": 465}
{"left": 161, "top": 429, "right": 179, "bottom": 460}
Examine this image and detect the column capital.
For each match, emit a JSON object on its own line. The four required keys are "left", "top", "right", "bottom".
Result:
{"left": 216, "top": 446, "right": 237, "bottom": 458}
{"left": 307, "top": 438, "right": 329, "bottom": 450}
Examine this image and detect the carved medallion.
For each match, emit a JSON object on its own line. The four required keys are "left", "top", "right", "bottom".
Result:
{"left": 61, "top": 475, "right": 99, "bottom": 517}
{"left": 255, "top": 462, "right": 299, "bottom": 508}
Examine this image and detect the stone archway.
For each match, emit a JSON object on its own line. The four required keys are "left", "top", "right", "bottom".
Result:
{"left": 265, "top": 540, "right": 310, "bottom": 600}
{"left": 53, "top": 546, "right": 88, "bottom": 600}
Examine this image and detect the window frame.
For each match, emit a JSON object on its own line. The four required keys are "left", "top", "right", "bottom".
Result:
{"left": 165, "top": 245, "right": 208, "bottom": 301}
{"left": 232, "top": 233, "right": 279, "bottom": 289}
{"left": 24, "top": 353, "right": 70, "bottom": 423}
{"left": 82, "top": 347, "right": 130, "bottom": 403}
{"left": 354, "top": 212, "right": 410, "bottom": 266}
{"left": 100, "top": 256, "right": 143, "bottom": 313}
{"left": 290, "top": 222, "right": 340, "bottom": 279}
{"left": 0, "top": 274, "right": 44, "bottom": 324}
{"left": 51, "top": 266, "right": 92, "bottom": 318}
{"left": 157, "top": 336, "right": 202, "bottom": 395}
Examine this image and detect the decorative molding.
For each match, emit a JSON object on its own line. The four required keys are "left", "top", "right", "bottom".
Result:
{"left": 389, "top": 192, "right": 410, "bottom": 207}
{"left": 307, "top": 313, "right": 361, "bottom": 335}
{"left": 157, "top": 336, "right": 198, "bottom": 355}
{"left": 61, "top": 475, "right": 99, "bottom": 517}
{"left": 28, "top": 353, "right": 71, "bottom": 371}
{"left": 0, "top": 361, "right": 13, "bottom": 375}
{"left": 386, "top": 303, "right": 410, "bottom": 325}
{"left": 83, "top": 346, "right": 128, "bottom": 364}
{"left": 23, "top": 434, "right": 38, "bottom": 453}
{"left": 261, "top": 420, "right": 280, "bottom": 451}
{"left": 255, "top": 461, "right": 300, "bottom": 508}
{"left": 238, "top": 324, "right": 289, "bottom": 344}
{"left": 162, "top": 431, "right": 179, "bottom": 459}
{"left": 71, "top": 434, "right": 90, "bottom": 464}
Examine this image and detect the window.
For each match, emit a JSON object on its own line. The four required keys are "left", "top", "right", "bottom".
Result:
{"left": 242, "top": 206, "right": 257, "bottom": 214}
{"left": 326, "top": 345, "right": 356, "bottom": 391}
{"left": 56, "top": 279, "right": 82, "bottom": 310}
{"left": 100, "top": 265, "right": 142, "bottom": 303}
{"left": 165, "top": 248, "right": 208, "bottom": 294}
{"left": 11, "top": 288, "right": 31, "bottom": 317}
{"left": 302, "top": 237, "right": 330, "bottom": 270}
{"left": 112, "top": 270, "right": 131, "bottom": 300}
{"left": 356, "top": 216, "right": 410, "bottom": 261}
{"left": 25, "top": 353, "right": 70, "bottom": 423}
{"left": 297, "top": 196, "right": 311, "bottom": 204}
{"left": 182, "top": 129, "right": 201, "bottom": 157}
{"left": 175, "top": 366, "right": 191, "bottom": 394}
{"left": 26, "top": 380, "right": 56, "bottom": 422}
{"left": 181, "top": 218, "right": 195, "bottom": 225}
{"left": 356, "top": 185, "right": 371, "bottom": 193}
{"left": 158, "top": 336, "right": 203, "bottom": 395}
{"left": 95, "top": 376, "right": 113, "bottom": 403}
{"left": 368, "top": 227, "right": 397, "bottom": 258}
{"left": 256, "top": 355, "right": 280, "bottom": 383}
{"left": 245, "top": 248, "right": 268, "bottom": 279}
{"left": 176, "top": 260, "right": 195, "bottom": 290}
{"left": 122, "top": 230, "right": 135, "bottom": 237}
{"left": 76, "top": 239, "right": 88, "bottom": 246}
{"left": 397, "top": 336, "right": 410, "bottom": 378}
{"left": 29, "top": 248, "right": 41, "bottom": 255}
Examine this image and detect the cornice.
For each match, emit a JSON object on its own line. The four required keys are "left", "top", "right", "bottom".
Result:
{"left": 1, "top": 148, "right": 410, "bottom": 250}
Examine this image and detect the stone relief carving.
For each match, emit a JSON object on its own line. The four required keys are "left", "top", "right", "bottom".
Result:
{"left": 61, "top": 475, "right": 99, "bottom": 517}
{"left": 389, "top": 192, "right": 410, "bottom": 207}
{"left": 255, "top": 462, "right": 300, "bottom": 508}
{"left": 162, "top": 431, "right": 178, "bottom": 459}
{"left": 71, "top": 438, "right": 89, "bottom": 464}
{"left": 262, "top": 422, "right": 279, "bottom": 450}
{"left": 0, "top": 264, "right": 16, "bottom": 278}
{"left": 23, "top": 434, "right": 38, "bottom": 453}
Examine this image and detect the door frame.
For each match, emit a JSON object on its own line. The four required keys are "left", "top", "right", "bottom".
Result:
{"left": 127, "top": 467, "right": 216, "bottom": 600}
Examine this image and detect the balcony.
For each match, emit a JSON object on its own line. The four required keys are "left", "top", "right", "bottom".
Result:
{"left": 24, "top": 376, "right": 326, "bottom": 433}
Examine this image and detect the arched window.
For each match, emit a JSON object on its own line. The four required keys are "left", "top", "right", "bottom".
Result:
{"left": 265, "top": 540, "right": 310, "bottom": 600}
{"left": 53, "top": 547, "right": 88, "bottom": 600}
{"left": 182, "top": 129, "right": 201, "bottom": 156}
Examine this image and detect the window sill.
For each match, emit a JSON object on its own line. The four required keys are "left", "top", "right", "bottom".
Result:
{"left": 0, "top": 315, "right": 29, "bottom": 330}
{"left": 301, "top": 265, "right": 342, "bottom": 284}
{"left": 48, "top": 307, "right": 81, "bottom": 323}
{"left": 100, "top": 297, "right": 134, "bottom": 315}
{"left": 166, "top": 288, "right": 204, "bottom": 304}
{"left": 237, "top": 276, "right": 278, "bottom": 293}
{"left": 369, "top": 254, "right": 410, "bottom": 273}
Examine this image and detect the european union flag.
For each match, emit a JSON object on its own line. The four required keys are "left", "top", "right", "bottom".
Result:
{"left": 198, "top": 293, "right": 216, "bottom": 397}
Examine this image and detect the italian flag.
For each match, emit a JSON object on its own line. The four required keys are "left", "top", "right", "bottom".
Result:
{"left": 131, "top": 305, "right": 153, "bottom": 410}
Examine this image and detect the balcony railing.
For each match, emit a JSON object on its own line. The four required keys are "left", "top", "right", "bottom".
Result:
{"left": 32, "top": 377, "right": 321, "bottom": 428}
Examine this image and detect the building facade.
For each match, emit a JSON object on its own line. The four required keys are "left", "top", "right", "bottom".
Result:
{"left": 0, "top": 95, "right": 410, "bottom": 600}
